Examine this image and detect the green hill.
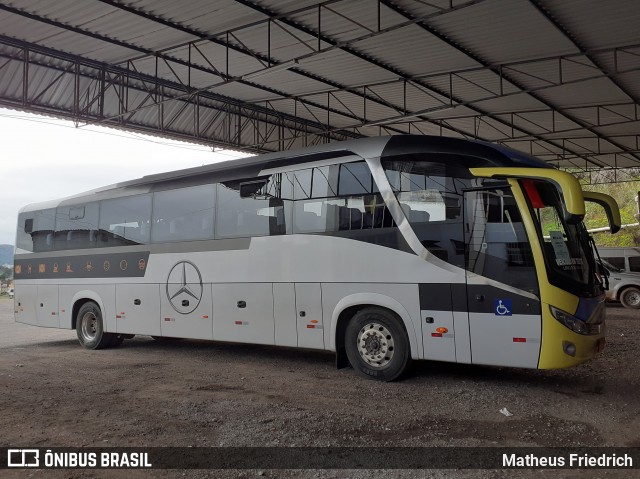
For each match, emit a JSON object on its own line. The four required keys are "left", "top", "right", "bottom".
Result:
{"left": 583, "top": 179, "right": 640, "bottom": 247}
{"left": 0, "top": 244, "right": 13, "bottom": 265}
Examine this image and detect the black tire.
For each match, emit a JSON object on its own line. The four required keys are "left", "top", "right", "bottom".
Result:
{"left": 620, "top": 286, "right": 640, "bottom": 309}
{"left": 75, "top": 302, "right": 115, "bottom": 350}
{"left": 344, "top": 307, "right": 411, "bottom": 381}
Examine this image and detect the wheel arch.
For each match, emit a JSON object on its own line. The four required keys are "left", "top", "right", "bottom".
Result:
{"left": 70, "top": 291, "right": 107, "bottom": 331}
{"left": 330, "top": 293, "right": 421, "bottom": 366}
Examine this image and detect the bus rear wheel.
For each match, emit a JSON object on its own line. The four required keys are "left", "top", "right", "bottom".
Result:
{"left": 345, "top": 308, "right": 411, "bottom": 381}
{"left": 620, "top": 286, "right": 640, "bottom": 309}
{"left": 76, "top": 302, "right": 117, "bottom": 350}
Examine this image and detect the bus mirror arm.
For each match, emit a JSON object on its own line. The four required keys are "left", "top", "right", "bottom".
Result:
{"left": 564, "top": 212, "right": 583, "bottom": 225}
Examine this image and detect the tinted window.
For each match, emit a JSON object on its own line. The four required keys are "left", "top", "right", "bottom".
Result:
{"left": 280, "top": 172, "right": 295, "bottom": 200}
{"left": 311, "top": 165, "right": 339, "bottom": 198}
{"left": 384, "top": 161, "right": 466, "bottom": 224}
{"left": 293, "top": 194, "right": 394, "bottom": 234}
{"left": 629, "top": 256, "right": 640, "bottom": 272}
{"left": 339, "top": 162, "right": 373, "bottom": 196}
{"left": 152, "top": 185, "right": 215, "bottom": 243}
{"left": 294, "top": 169, "right": 312, "bottom": 200}
{"left": 605, "top": 257, "right": 625, "bottom": 270}
{"left": 466, "top": 188, "right": 538, "bottom": 294}
{"left": 294, "top": 198, "right": 342, "bottom": 233}
{"left": 55, "top": 203, "right": 99, "bottom": 250}
{"left": 216, "top": 182, "right": 289, "bottom": 238}
{"left": 31, "top": 209, "right": 56, "bottom": 252}
{"left": 99, "top": 195, "right": 152, "bottom": 246}
{"left": 16, "top": 212, "right": 35, "bottom": 252}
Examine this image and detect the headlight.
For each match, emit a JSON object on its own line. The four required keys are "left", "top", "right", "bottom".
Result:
{"left": 550, "top": 306, "right": 590, "bottom": 335}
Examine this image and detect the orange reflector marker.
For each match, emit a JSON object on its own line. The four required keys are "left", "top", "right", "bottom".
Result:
{"left": 431, "top": 332, "right": 443, "bottom": 338}
{"left": 435, "top": 327, "right": 448, "bottom": 334}
{"left": 513, "top": 337, "right": 526, "bottom": 343}
{"left": 307, "top": 325, "right": 315, "bottom": 329}
{"left": 310, "top": 319, "right": 318, "bottom": 324}
{"left": 202, "top": 315, "right": 209, "bottom": 319}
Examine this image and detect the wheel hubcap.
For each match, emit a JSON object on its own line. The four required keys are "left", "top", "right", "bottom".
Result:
{"left": 625, "top": 291, "right": 640, "bottom": 306}
{"left": 81, "top": 312, "right": 98, "bottom": 342}
{"left": 357, "top": 323, "right": 395, "bottom": 368}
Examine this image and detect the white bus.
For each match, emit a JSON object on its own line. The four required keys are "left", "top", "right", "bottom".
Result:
{"left": 14, "top": 135, "right": 619, "bottom": 380}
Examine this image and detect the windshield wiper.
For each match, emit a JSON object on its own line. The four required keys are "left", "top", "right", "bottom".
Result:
{"left": 585, "top": 229, "right": 608, "bottom": 291}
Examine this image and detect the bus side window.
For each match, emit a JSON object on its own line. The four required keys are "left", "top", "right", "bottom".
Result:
{"left": 339, "top": 162, "right": 373, "bottom": 196}
{"left": 293, "top": 194, "right": 394, "bottom": 234}
{"left": 152, "top": 185, "right": 215, "bottom": 243}
{"left": 31, "top": 209, "right": 55, "bottom": 252}
{"left": 293, "top": 199, "right": 341, "bottom": 233}
{"left": 54, "top": 203, "right": 99, "bottom": 250}
{"left": 16, "top": 213, "right": 35, "bottom": 252}
{"left": 216, "top": 182, "right": 290, "bottom": 239}
{"left": 99, "top": 195, "right": 152, "bottom": 246}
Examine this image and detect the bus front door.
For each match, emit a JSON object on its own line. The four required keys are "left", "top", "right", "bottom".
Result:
{"left": 463, "top": 187, "right": 542, "bottom": 368}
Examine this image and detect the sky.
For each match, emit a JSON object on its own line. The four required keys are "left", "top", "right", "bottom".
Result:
{"left": 0, "top": 108, "right": 248, "bottom": 246}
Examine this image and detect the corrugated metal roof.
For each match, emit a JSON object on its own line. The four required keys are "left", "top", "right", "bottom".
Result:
{"left": 426, "top": 0, "right": 579, "bottom": 64}
{"left": 541, "top": 0, "right": 640, "bottom": 50}
{"left": 0, "top": 0, "right": 639, "bottom": 170}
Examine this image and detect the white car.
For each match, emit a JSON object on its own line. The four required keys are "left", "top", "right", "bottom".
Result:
{"left": 602, "top": 260, "right": 640, "bottom": 309}
{"left": 8, "top": 288, "right": 14, "bottom": 299}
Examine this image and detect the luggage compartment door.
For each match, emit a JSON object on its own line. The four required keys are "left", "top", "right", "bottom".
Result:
{"left": 115, "top": 284, "right": 161, "bottom": 336}
{"left": 212, "top": 283, "right": 275, "bottom": 345}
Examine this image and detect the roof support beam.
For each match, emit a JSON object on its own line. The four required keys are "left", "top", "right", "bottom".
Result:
{"left": 236, "top": 0, "right": 605, "bottom": 167}
{"left": 0, "top": 36, "right": 360, "bottom": 152}
{"left": 95, "top": 0, "right": 483, "bottom": 141}
{"left": 529, "top": 0, "right": 640, "bottom": 106}
{"left": 0, "top": 3, "right": 386, "bottom": 137}
{"left": 379, "top": 0, "right": 640, "bottom": 166}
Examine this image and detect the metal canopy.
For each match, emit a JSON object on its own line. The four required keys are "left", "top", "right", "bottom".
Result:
{"left": 0, "top": 0, "right": 639, "bottom": 175}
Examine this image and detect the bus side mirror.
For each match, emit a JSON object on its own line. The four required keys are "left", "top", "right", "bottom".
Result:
{"left": 582, "top": 192, "right": 621, "bottom": 234}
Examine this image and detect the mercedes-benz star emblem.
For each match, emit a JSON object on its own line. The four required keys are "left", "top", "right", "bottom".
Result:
{"left": 166, "top": 261, "right": 203, "bottom": 314}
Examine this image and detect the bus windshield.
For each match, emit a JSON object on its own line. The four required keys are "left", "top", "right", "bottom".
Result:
{"left": 523, "top": 180, "right": 601, "bottom": 297}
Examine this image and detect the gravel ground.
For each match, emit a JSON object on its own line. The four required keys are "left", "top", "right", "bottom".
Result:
{"left": 0, "top": 297, "right": 638, "bottom": 478}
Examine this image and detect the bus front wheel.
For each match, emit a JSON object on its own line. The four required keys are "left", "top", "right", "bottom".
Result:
{"left": 345, "top": 307, "right": 411, "bottom": 381}
{"left": 620, "top": 286, "right": 640, "bottom": 309}
{"left": 76, "top": 302, "right": 117, "bottom": 350}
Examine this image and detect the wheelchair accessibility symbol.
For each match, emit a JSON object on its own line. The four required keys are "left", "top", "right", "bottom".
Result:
{"left": 494, "top": 299, "right": 512, "bottom": 316}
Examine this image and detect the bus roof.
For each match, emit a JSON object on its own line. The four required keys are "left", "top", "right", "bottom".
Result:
{"left": 21, "top": 135, "right": 549, "bottom": 212}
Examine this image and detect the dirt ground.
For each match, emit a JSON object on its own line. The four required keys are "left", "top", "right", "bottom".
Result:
{"left": 0, "top": 297, "right": 638, "bottom": 479}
